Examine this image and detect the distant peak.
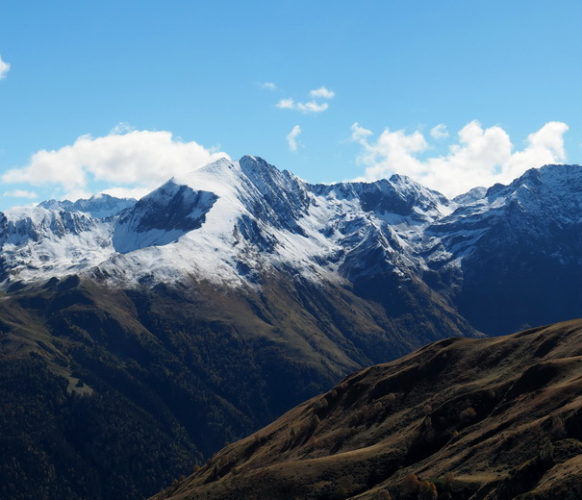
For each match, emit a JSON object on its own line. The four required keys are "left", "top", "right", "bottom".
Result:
{"left": 240, "top": 154, "right": 260, "bottom": 163}
{"left": 180, "top": 156, "right": 235, "bottom": 180}
{"left": 38, "top": 194, "right": 136, "bottom": 218}
{"left": 388, "top": 173, "right": 412, "bottom": 183}
{"left": 239, "top": 155, "right": 272, "bottom": 170}
{"left": 453, "top": 186, "right": 487, "bottom": 205}
{"left": 515, "top": 163, "right": 582, "bottom": 182}
{"left": 388, "top": 173, "right": 435, "bottom": 193}
{"left": 239, "top": 155, "right": 293, "bottom": 183}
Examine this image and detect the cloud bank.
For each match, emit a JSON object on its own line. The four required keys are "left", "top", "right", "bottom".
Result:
{"left": 2, "top": 129, "right": 228, "bottom": 200}
{"left": 351, "top": 120, "right": 569, "bottom": 197}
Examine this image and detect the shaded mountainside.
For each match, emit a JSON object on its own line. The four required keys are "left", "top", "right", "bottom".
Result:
{"left": 0, "top": 274, "right": 477, "bottom": 500}
{"left": 425, "top": 164, "right": 582, "bottom": 335}
{"left": 155, "top": 320, "right": 582, "bottom": 500}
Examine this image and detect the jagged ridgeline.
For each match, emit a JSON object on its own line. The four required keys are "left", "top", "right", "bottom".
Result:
{"left": 1, "top": 157, "right": 582, "bottom": 499}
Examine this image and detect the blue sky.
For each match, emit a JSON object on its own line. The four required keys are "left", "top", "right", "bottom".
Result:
{"left": 1, "top": 1, "right": 581, "bottom": 209}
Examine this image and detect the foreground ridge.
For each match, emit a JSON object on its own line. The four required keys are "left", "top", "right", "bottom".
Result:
{"left": 154, "top": 319, "right": 582, "bottom": 500}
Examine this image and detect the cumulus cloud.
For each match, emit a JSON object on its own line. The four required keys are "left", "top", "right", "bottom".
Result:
{"left": 3, "top": 190, "right": 38, "bottom": 199}
{"left": 276, "top": 98, "right": 328, "bottom": 113}
{"left": 430, "top": 124, "right": 449, "bottom": 139}
{"left": 2, "top": 128, "right": 229, "bottom": 198}
{"left": 351, "top": 120, "right": 569, "bottom": 197}
{"left": 286, "top": 125, "right": 302, "bottom": 152}
{"left": 0, "top": 55, "right": 10, "bottom": 80}
{"left": 309, "top": 86, "right": 335, "bottom": 99}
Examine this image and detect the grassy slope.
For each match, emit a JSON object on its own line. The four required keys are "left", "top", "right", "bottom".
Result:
{"left": 0, "top": 273, "right": 477, "bottom": 499}
{"left": 156, "top": 320, "right": 582, "bottom": 500}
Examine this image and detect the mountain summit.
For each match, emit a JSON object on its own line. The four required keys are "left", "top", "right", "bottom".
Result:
{"left": 1, "top": 158, "right": 581, "bottom": 334}
{"left": 0, "top": 155, "right": 450, "bottom": 288}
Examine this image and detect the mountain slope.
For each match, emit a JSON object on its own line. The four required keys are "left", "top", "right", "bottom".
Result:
{"left": 0, "top": 268, "right": 477, "bottom": 500}
{"left": 0, "top": 156, "right": 486, "bottom": 500}
{"left": 426, "top": 164, "right": 582, "bottom": 334}
{"left": 155, "top": 319, "right": 582, "bottom": 500}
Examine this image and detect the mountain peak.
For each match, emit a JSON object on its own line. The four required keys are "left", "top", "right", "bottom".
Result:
{"left": 239, "top": 154, "right": 267, "bottom": 167}
{"left": 388, "top": 172, "right": 413, "bottom": 184}
{"left": 453, "top": 186, "right": 487, "bottom": 205}
{"left": 4, "top": 159, "right": 582, "bottom": 302}
{"left": 486, "top": 164, "right": 582, "bottom": 199}
{"left": 38, "top": 193, "right": 136, "bottom": 219}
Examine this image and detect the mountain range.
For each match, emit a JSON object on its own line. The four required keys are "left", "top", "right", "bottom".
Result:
{"left": 1, "top": 157, "right": 582, "bottom": 498}
{"left": 3, "top": 157, "right": 582, "bottom": 335}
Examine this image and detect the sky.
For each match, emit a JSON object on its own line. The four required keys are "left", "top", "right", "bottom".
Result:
{"left": 1, "top": 1, "right": 582, "bottom": 209}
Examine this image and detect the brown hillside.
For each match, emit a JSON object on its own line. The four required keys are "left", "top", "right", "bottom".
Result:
{"left": 154, "top": 320, "right": 582, "bottom": 500}
{"left": 0, "top": 272, "right": 477, "bottom": 500}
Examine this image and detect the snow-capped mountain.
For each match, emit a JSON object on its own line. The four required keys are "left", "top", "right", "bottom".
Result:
{"left": 425, "top": 164, "right": 582, "bottom": 333}
{"left": 38, "top": 193, "right": 136, "bottom": 219}
{"left": 3, "top": 157, "right": 581, "bottom": 500}
{"left": 1, "top": 156, "right": 581, "bottom": 334}
{"left": 0, "top": 156, "right": 451, "bottom": 288}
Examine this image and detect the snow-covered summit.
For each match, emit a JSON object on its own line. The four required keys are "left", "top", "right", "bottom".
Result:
{"left": 1, "top": 158, "right": 579, "bottom": 290}
{"left": 423, "top": 163, "right": 582, "bottom": 272}
{"left": 39, "top": 193, "right": 136, "bottom": 219}
{"left": 310, "top": 174, "right": 447, "bottom": 222}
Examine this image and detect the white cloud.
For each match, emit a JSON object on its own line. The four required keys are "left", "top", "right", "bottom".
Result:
{"left": 276, "top": 86, "right": 334, "bottom": 114}
{"left": 286, "top": 125, "right": 302, "bottom": 152}
{"left": 352, "top": 120, "right": 569, "bottom": 197}
{"left": 101, "top": 186, "right": 152, "bottom": 200}
{"left": 3, "top": 190, "right": 38, "bottom": 199}
{"left": 259, "top": 81, "right": 277, "bottom": 91}
{"left": 350, "top": 122, "right": 373, "bottom": 142}
{"left": 430, "top": 123, "right": 449, "bottom": 139}
{"left": 2, "top": 128, "right": 229, "bottom": 196}
{"left": 297, "top": 101, "right": 328, "bottom": 113}
{"left": 0, "top": 55, "right": 10, "bottom": 80}
{"left": 276, "top": 98, "right": 328, "bottom": 113}
{"left": 60, "top": 189, "right": 93, "bottom": 202}
{"left": 309, "top": 86, "right": 335, "bottom": 99}
{"left": 276, "top": 98, "right": 295, "bottom": 109}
